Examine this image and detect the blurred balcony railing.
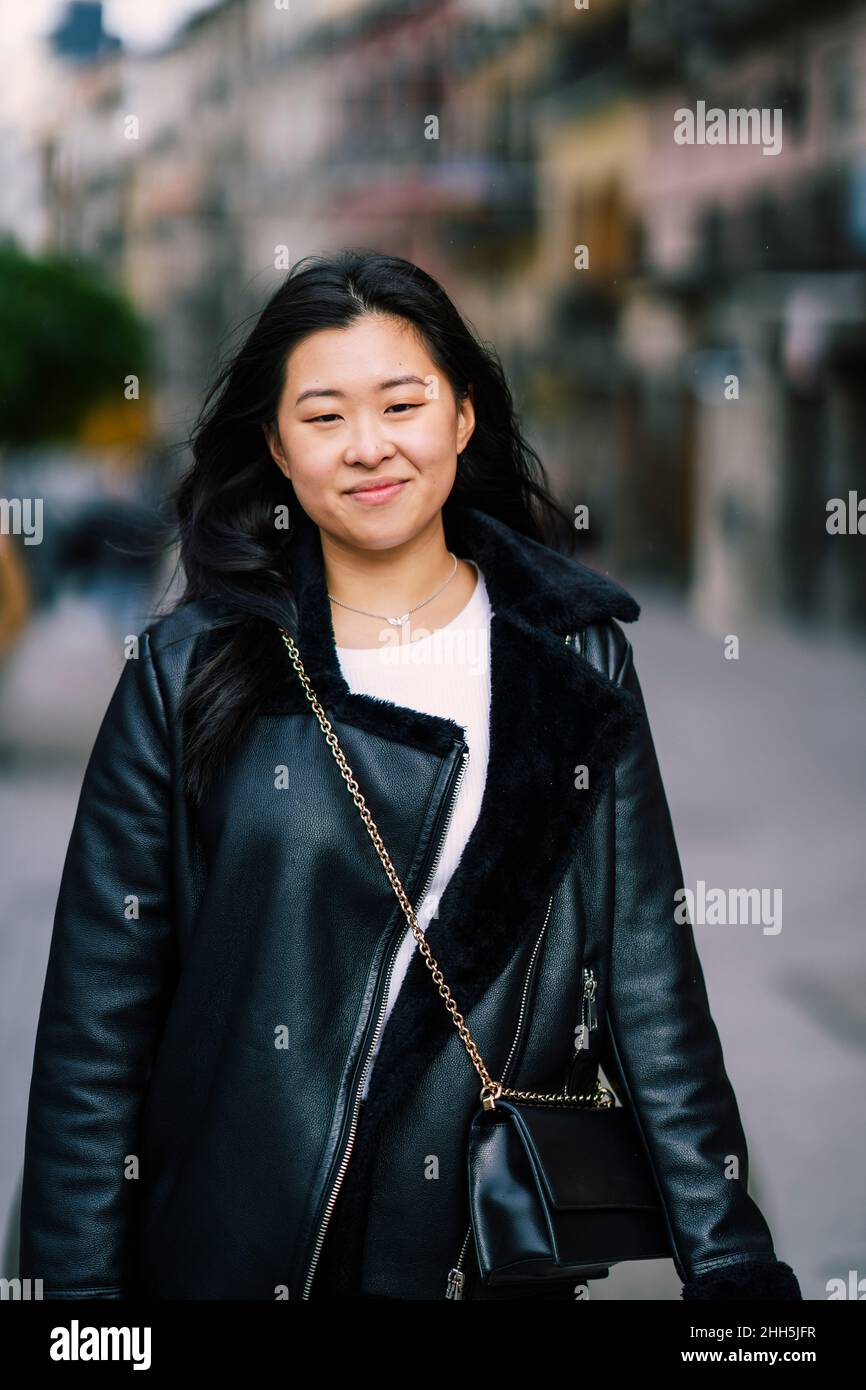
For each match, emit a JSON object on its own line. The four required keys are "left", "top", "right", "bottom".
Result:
{"left": 629, "top": 0, "right": 850, "bottom": 72}
{"left": 691, "top": 165, "right": 866, "bottom": 278}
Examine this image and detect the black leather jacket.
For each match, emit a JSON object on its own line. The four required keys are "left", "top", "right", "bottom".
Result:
{"left": 18, "top": 504, "right": 801, "bottom": 1301}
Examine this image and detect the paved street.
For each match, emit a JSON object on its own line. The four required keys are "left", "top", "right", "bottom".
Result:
{"left": 598, "top": 592, "right": 866, "bottom": 1300}
{"left": 1, "top": 589, "right": 864, "bottom": 1300}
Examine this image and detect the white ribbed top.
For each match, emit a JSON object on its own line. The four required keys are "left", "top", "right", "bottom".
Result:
{"left": 335, "top": 560, "right": 493, "bottom": 1099}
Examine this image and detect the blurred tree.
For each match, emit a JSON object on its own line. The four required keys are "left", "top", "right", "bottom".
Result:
{"left": 0, "top": 239, "right": 152, "bottom": 447}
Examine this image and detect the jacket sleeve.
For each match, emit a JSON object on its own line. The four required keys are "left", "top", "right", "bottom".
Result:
{"left": 18, "top": 630, "right": 177, "bottom": 1298}
{"left": 601, "top": 632, "right": 801, "bottom": 1301}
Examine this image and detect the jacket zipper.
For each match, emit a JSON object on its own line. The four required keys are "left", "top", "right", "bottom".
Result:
{"left": 444, "top": 891, "right": 555, "bottom": 1300}
{"left": 445, "top": 628, "right": 581, "bottom": 1299}
{"left": 565, "top": 965, "right": 598, "bottom": 1091}
{"left": 300, "top": 741, "right": 470, "bottom": 1300}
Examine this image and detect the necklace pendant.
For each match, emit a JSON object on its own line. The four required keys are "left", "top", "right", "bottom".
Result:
{"left": 387, "top": 613, "right": 410, "bottom": 627}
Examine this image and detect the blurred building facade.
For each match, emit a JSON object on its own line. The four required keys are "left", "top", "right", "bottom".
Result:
{"left": 2, "top": 0, "right": 864, "bottom": 633}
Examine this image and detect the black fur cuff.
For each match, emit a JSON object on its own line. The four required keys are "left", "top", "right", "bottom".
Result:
{"left": 682, "top": 1258, "right": 802, "bottom": 1301}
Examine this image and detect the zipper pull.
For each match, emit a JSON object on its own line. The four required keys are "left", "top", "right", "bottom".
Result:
{"left": 574, "top": 966, "right": 598, "bottom": 1049}
{"left": 446, "top": 1224, "right": 472, "bottom": 1299}
{"left": 583, "top": 966, "right": 598, "bottom": 1032}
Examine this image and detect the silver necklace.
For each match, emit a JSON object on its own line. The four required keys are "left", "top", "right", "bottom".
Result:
{"left": 327, "top": 551, "right": 459, "bottom": 628}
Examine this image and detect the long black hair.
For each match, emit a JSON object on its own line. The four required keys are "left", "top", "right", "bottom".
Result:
{"left": 155, "top": 249, "right": 574, "bottom": 806}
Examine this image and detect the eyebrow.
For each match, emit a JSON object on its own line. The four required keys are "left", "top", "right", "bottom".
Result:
{"left": 294, "top": 375, "right": 427, "bottom": 407}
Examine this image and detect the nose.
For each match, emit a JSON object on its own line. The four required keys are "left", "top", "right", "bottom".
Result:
{"left": 344, "top": 418, "right": 396, "bottom": 467}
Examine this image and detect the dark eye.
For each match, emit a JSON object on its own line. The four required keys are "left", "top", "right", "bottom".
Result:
{"left": 307, "top": 404, "right": 418, "bottom": 424}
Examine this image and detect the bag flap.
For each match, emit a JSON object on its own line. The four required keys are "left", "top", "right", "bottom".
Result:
{"left": 489, "top": 1101, "right": 662, "bottom": 1212}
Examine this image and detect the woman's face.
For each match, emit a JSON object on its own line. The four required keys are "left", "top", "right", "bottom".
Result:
{"left": 263, "top": 313, "right": 474, "bottom": 551}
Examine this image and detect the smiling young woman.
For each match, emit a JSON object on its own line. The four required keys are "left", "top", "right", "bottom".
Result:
{"left": 260, "top": 312, "right": 482, "bottom": 653}
{"left": 18, "top": 250, "right": 801, "bottom": 1303}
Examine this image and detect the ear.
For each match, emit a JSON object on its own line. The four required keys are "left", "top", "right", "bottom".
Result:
{"left": 457, "top": 387, "right": 476, "bottom": 455}
{"left": 262, "top": 422, "right": 289, "bottom": 477}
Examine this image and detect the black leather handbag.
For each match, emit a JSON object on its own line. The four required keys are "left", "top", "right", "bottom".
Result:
{"left": 280, "top": 625, "right": 674, "bottom": 1297}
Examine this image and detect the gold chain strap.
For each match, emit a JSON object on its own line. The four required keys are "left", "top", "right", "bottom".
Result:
{"left": 279, "top": 627, "right": 614, "bottom": 1113}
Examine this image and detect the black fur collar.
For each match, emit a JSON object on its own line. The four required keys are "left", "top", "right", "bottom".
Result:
{"left": 273, "top": 502, "right": 646, "bottom": 1296}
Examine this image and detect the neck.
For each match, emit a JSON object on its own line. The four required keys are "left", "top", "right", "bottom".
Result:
{"left": 321, "top": 514, "right": 454, "bottom": 614}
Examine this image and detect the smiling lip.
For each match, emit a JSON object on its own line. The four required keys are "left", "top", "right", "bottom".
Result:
{"left": 346, "top": 480, "right": 408, "bottom": 504}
